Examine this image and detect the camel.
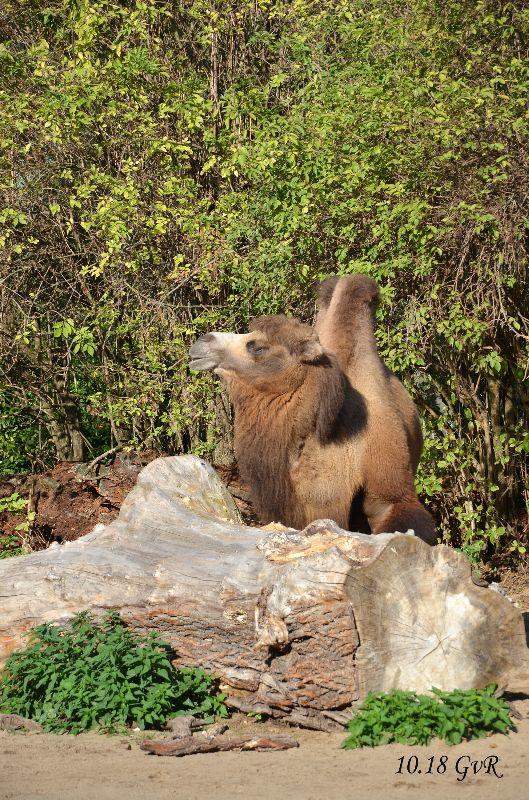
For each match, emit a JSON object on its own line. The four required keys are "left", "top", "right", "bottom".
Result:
{"left": 189, "top": 275, "right": 436, "bottom": 544}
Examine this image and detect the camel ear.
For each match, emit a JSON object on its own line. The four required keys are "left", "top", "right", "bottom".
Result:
{"left": 297, "top": 335, "right": 324, "bottom": 364}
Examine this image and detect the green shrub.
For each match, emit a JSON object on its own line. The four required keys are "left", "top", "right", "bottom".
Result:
{"left": 341, "top": 686, "right": 513, "bottom": 749}
{"left": 0, "top": 534, "right": 24, "bottom": 559}
{"left": 0, "top": 611, "right": 227, "bottom": 734}
{"left": 0, "top": 392, "right": 45, "bottom": 475}
{"left": 0, "top": 492, "right": 33, "bottom": 559}
{"left": 1, "top": 0, "right": 528, "bottom": 561}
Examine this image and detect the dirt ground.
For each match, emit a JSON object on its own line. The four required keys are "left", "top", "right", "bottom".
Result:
{"left": 1, "top": 715, "right": 528, "bottom": 800}
{"left": 0, "top": 455, "right": 256, "bottom": 552}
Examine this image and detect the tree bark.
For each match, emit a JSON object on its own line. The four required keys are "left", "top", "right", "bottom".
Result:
{"left": 0, "top": 456, "right": 527, "bottom": 730}
{"left": 141, "top": 734, "right": 299, "bottom": 756}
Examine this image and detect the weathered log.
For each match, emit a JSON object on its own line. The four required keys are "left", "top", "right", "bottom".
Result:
{"left": 0, "top": 456, "right": 527, "bottom": 731}
{"left": 141, "top": 734, "right": 299, "bottom": 756}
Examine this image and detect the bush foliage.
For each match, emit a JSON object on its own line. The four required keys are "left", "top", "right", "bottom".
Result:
{"left": 0, "top": 492, "right": 33, "bottom": 558}
{"left": 0, "top": 611, "right": 227, "bottom": 733}
{"left": 1, "top": 0, "right": 528, "bottom": 560}
{"left": 341, "top": 686, "right": 513, "bottom": 748}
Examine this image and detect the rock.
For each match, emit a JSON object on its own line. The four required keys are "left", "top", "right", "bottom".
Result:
{"left": 165, "top": 716, "right": 195, "bottom": 739}
{"left": 0, "top": 714, "right": 43, "bottom": 733}
{"left": 509, "top": 698, "right": 529, "bottom": 720}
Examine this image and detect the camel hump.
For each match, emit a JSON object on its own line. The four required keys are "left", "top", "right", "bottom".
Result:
{"left": 314, "top": 274, "right": 381, "bottom": 374}
{"left": 316, "top": 274, "right": 379, "bottom": 310}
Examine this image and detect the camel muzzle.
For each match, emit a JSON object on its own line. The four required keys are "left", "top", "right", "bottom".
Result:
{"left": 189, "top": 334, "right": 219, "bottom": 371}
{"left": 189, "top": 331, "right": 250, "bottom": 372}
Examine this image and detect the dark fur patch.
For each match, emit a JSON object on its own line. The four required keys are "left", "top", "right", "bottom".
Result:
{"left": 235, "top": 411, "right": 295, "bottom": 526}
{"left": 314, "top": 360, "right": 347, "bottom": 442}
{"left": 316, "top": 365, "right": 367, "bottom": 443}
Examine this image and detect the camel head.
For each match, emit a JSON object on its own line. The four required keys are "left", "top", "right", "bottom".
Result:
{"left": 189, "top": 315, "right": 325, "bottom": 385}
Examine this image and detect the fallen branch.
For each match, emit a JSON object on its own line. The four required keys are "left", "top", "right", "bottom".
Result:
{"left": 140, "top": 734, "right": 299, "bottom": 756}
{"left": 84, "top": 445, "right": 123, "bottom": 475}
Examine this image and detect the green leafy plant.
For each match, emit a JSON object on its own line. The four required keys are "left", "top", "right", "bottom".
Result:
{"left": 341, "top": 686, "right": 513, "bottom": 749}
{"left": 0, "top": 392, "right": 44, "bottom": 474}
{"left": 0, "top": 491, "right": 29, "bottom": 516}
{"left": 0, "top": 611, "right": 227, "bottom": 734}
{"left": 0, "top": 534, "right": 24, "bottom": 559}
{"left": 0, "top": 492, "right": 34, "bottom": 558}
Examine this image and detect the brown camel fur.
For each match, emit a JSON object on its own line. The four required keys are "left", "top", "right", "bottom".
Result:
{"left": 189, "top": 275, "right": 436, "bottom": 544}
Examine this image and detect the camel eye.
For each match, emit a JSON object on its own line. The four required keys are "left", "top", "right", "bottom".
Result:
{"left": 246, "top": 341, "right": 268, "bottom": 356}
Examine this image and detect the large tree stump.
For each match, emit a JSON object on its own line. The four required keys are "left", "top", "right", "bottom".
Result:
{"left": 0, "top": 456, "right": 527, "bottom": 730}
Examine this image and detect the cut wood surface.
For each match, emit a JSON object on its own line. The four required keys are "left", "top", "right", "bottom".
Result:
{"left": 0, "top": 456, "right": 527, "bottom": 730}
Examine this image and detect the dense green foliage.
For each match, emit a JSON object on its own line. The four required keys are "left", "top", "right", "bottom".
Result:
{"left": 1, "top": 0, "right": 528, "bottom": 559}
{"left": 0, "top": 611, "right": 227, "bottom": 733}
{"left": 341, "top": 686, "right": 513, "bottom": 748}
{"left": 0, "top": 492, "right": 33, "bottom": 558}
{"left": 0, "top": 533, "right": 24, "bottom": 559}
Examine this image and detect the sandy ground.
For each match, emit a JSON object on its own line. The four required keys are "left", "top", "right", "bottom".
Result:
{"left": 1, "top": 715, "right": 527, "bottom": 800}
